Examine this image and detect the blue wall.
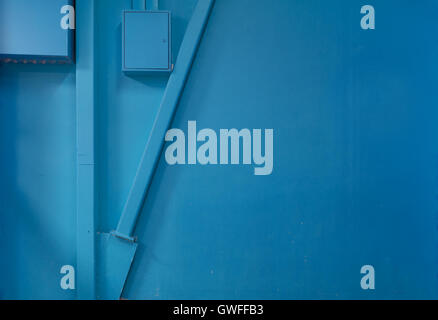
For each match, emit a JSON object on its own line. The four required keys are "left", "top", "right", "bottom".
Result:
{"left": 0, "top": 64, "right": 76, "bottom": 299}
{"left": 123, "top": 0, "right": 438, "bottom": 299}
{"left": 1, "top": 0, "right": 438, "bottom": 299}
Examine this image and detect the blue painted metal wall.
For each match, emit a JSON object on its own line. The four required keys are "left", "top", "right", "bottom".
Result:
{"left": 0, "top": 64, "right": 76, "bottom": 299}
{"left": 1, "top": 0, "right": 438, "bottom": 299}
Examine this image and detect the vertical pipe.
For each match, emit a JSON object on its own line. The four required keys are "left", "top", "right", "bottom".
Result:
{"left": 132, "top": 0, "right": 146, "bottom": 10}
{"left": 154, "top": 0, "right": 160, "bottom": 10}
{"left": 150, "top": 0, "right": 159, "bottom": 10}
{"left": 76, "top": 0, "right": 96, "bottom": 300}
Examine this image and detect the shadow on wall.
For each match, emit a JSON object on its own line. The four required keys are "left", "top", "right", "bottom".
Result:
{"left": 0, "top": 63, "right": 76, "bottom": 299}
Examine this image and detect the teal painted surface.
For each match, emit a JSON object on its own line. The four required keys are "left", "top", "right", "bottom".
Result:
{"left": 0, "top": 0, "right": 197, "bottom": 300}
{"left": 0, "top": 64, "right": 76, "bottom": 299}
{"left": 0, "top": 0, "right": 74, "bottom": 62}
{"left": 1, "top": 0, "right": 438, "bottom": 300}
{"left": 122, "top": 11, "right": 172, "bottom": 72}
{"left": 76, "top": 0, "right": 96, "bottom": 300}
{"left": 123, "top": 0, "right": 438, "bottom": 299}
{"left": 94, "top": 0, "right": 197, "bottom": 235}
{"left": 96, "top": 0, "right": 214, "bottom": 300}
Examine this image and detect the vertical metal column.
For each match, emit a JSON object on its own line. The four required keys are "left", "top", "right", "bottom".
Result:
{"left": 76, "top": 0, "right": 96, "bottom": 300}
{"left": 148, "top": 0, "right": 159, "bottom": 10}
{"left": 132, "top": 0, "right": 146, "bottom": 10}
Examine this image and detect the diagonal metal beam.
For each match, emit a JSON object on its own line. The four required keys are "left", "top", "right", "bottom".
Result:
{"left": 97, "top": 0, "right": 215, "bottom": 300}
{"left": 115, "top": 0, "right": 215, "bottom": 241}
